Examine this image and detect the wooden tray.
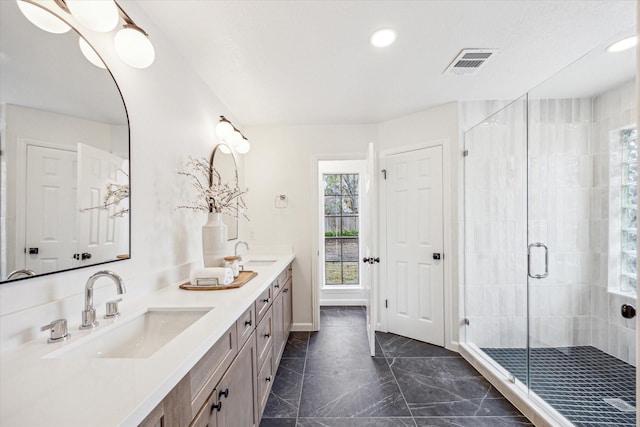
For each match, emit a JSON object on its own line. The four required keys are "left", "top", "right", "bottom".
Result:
{"left": 179, "top": 270, "right": 258, "bottom": 291}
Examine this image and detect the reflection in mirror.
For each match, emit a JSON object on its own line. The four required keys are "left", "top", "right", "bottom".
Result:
{"left": 210, "top": 144, "right": 239, "bottom": 240}
{"left": 0, "top": 1, "right": 130, "bottom": 283}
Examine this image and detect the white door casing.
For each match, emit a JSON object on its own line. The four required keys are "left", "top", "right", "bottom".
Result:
{"left": 384, "top": 145, "right": 445, "bottom": 346}
{"left": 24, "top": 144, "right": 78, "bottom": 273}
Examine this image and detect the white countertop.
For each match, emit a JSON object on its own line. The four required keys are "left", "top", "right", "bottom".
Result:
{"left": 0, "top": 254, "right": 294, "bottom": 427}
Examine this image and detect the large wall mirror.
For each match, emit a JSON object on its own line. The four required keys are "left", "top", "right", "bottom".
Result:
{"left": 210, "top": 144, "right": 239, "bottom": 240}
{"left": 0, "top": 1, "right": 130, "bottom": 283}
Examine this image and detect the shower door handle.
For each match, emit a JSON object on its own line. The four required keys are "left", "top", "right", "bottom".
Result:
{"left": 527, "top": 242, "right": 548, "bottom": 279}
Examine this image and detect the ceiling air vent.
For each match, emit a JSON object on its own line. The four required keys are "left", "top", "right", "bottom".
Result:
{"left": 444, "top": 49, "right": 498, "bottom": 76}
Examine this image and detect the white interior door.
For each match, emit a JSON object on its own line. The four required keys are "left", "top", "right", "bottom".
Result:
{"left": 77, "top": 143, "right": 125, "bottom": 265}
{"left": 384, "top": 145, "right": 444, "bottom": 346}
{"left": 25, "top": 144, "right": 78, "bottom": 273}
{"left": 364, "top": 143, "right": 379, "bottom": 356}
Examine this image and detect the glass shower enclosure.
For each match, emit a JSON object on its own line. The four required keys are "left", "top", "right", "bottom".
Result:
{"left": 463, "top": 31, "right": 637, "bottom": 427}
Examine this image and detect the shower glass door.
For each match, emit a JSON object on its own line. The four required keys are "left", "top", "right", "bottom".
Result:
{"left": 526, "top": 32, "right": 637, "bottom": 427}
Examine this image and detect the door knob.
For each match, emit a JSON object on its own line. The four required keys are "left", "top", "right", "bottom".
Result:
{"left": 432, "top": 253, "right": 441, "bottom": 260}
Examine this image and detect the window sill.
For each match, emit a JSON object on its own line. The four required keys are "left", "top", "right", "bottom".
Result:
{"left": 322, "top": 284, "right": 362, "bottom": 291}
{"left": 607, "top": 288, "right": 637, "bottom": 300}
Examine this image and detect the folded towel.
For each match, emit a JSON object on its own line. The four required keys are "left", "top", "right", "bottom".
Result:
{"left": 190, "top": 267, "right": 234, "bottom": 286}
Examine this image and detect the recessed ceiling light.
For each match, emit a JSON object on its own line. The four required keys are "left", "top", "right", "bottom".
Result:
{"left": 606, "top": 35, "right": 637, "bottom": 53}
{"left": 370, "top": 28, "right": 396, "bottom": 48}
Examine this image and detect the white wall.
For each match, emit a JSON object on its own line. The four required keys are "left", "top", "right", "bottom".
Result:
{"left": 242, "top": 125, "right": 376, "bottom": 329}
{"left": 0, "top": 2, "right": 242, "bottom": 349}
{"left": 378, "top": 101, "right": 461, "bottom": 347}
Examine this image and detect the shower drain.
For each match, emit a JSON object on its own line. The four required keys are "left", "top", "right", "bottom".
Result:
{"left": 603, "top": 398, "right": 636, "bottom": 412}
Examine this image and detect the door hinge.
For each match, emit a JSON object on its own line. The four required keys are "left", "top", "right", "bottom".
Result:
{"left": 385, "top": 299, "right": 388, "bottom": 308}
{"left": 381, "top": 169, "right": 387, "bottom": 180}
{"left": 463, "top": 149, "right": 469, "bottom": 157}
{"left": 464, "top": 318, "right": 470, "bottom": 326}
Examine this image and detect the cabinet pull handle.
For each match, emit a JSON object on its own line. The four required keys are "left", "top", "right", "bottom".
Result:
{"left": 283, "top": 288, "right": 289, "bottom": 293}
{"left": 263, "top": 298, "right": 270, "bottom": 303}
{"left": 264, "top": 333, "right": 271, "bottom": 338}
{"left": 210, "top": 401, "right": 222, "bottom": 413}
{"left": 219, "top": 388, "right": 229, "bottom": 399}
{"left": 275, "top": 284, "right": 280, "bottom": 288}
{"left": 244, "top": 320, "right": 252, "bottom": 327}
{"left": 265, "top": 376, "right": 272, "bottom": 382}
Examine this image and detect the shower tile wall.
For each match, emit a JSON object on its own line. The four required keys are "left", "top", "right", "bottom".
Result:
{"left": 528, "top": 97, "right": 593, "bottom": 349}
{"left": 462, "top": 80, "right": 636, "bottom": 366}
{"left": 591, "top": 80, "right": 637, "bottom": 366}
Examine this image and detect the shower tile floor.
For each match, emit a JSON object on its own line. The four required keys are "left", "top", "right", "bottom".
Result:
{"left": 260, "top": 306, "right": 532, "bottom": 427}
{"left": 483, "top": 346, "right": 637, "bottom": 427}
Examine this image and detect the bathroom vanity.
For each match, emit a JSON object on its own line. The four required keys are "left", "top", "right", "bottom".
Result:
{"left": 0, "top": 255, "right": 294, "bottom": 427}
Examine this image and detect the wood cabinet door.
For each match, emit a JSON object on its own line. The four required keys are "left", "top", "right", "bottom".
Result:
{"left": 283, "top": 278, "right": 292, "bottom": 336}
{"left": 216, "top": 332, "right": 258, "bottom": 427}
{"left": 272, "top": 291, "right": 285, "bottom": 363}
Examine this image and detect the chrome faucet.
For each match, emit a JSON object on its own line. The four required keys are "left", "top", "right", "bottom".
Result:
{"left": 234, "top": 241, "right": 249, "bottom": 258}
{"left": 6, "top": 269, "right": 36, "bottom": 280}
{"left": 80, "top": 270, "right": 126, "bottom": 330}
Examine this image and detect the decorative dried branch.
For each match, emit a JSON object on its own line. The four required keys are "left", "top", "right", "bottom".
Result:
{"left": 177, "top": 156, "right": 249, "bottom": 220}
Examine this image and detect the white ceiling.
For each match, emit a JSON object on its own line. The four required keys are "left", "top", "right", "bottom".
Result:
{"left": 135, "top": 0, "right": 636, "bottom": 126}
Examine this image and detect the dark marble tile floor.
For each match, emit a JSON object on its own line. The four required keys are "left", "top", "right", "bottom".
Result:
{"left": 260, "top": 306, "right": 532, "bottom": 427}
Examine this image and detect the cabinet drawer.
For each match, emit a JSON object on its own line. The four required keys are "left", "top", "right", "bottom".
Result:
{"left": 236, "top": 305, "right": 255, "bottom": 349}
{"left": 257, "top": 349, "right": 274, "bottom": 420}
{"left": 255, "top": 286, "right": 272, "bottom": 322}
{"left": 190, "top": 324, "right": 237, "bottom": 420}
{"left": 256, "top": 307, "right": 273, "bottom": 369}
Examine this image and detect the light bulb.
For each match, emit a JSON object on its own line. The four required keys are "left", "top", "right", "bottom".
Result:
{"left": 16, "top": 0, "right": 71, "bottom": 34}
{"left": 114, "top": 25, "right": 155, "bottom": 68}
{"left": 236, "top": 139, "right": 250, "bottom": 154}
{"left": 606, "top": 36, "right": 637, "bottom": 53}
{"left": 215, "top": 119, "right": 234, "bottom": 140}
{"left": 370, "top": 28, "right": 396, "bottom": 48}
{"left": 66, "top": 0, "right": 119, "bottom": 33}
{"left": 78, "top": 37, "right": 106, "bottom": 69}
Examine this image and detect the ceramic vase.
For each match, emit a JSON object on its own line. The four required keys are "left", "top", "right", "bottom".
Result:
{"left": 202, "top": 212, "right": 227, "bottom": 267}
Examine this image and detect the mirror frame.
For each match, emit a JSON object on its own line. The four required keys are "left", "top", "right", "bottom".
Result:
{"left": 209, "top": 143, "right": 239, "bottom": 241}
{"left": 1, "top": 3, "right": 131, "bottom": 284}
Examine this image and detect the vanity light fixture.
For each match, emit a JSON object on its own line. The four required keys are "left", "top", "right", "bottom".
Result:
{"left": 370, "top": 28, "right": 396, "bottom": 48}
{"left": 16, "top": 0, "right": 155, "bottom": 69}
{"left": 606, "top": 35, "right": 637, "bottom": 53}
{"left": 215, "top": 116, "right": 251, "bottom": 154}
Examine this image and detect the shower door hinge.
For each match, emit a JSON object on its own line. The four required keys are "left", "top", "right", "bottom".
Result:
{"left": 381, "top": 169, "right": 387, "bottom": 180}
{"left": 385, "top": 299, "right": 388, "bottom": 308}
{"left": 463, "top": 149, "right": 469, "bottom": 157}
{"left": 464, "top": 318, "right": 470, "bottom": 326}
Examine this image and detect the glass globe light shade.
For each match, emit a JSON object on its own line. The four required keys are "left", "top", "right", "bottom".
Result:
{"left": 236, "top": 139, "right": 250, "bottom": 154}
{"left": 16, "top": 0, "right": 71, "bottom": 34}
{"left": 215, "top": 120, "right": 234, "bottom": 140}
{"left": 231, "top": 130, "right": 243, "bottom": 146}
{"left": 114, "top": 26, "right": 155, "bottom": 69}
{"left": 66, "top": 0, "right": 119, "bottom": 33}
{"left": 78, "top": 37, "right": 106, "bottom": 69}
{"left": 218, "top": 143, "right": 232, "bottom": 154}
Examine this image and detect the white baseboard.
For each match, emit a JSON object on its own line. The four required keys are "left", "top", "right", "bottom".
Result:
{"left": 320, "top": 299, "right": 366, "bottom": 306}
{"left": 291, "top": 322, "right": 314, "bottom": 332}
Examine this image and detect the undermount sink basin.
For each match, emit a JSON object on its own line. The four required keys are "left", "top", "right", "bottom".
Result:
{"left": 46, "top": 307, "right": 212, "bottom": 359}
{"left": 244, "top": 259, "right": 277, "bottom": 266}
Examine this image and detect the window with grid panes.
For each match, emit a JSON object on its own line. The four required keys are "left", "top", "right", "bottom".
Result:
{"left": 621, "top": 128, "right": 637, "bottom": 295}
{"left": 323, "top": 174, "right": 359, "bottom": 285}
